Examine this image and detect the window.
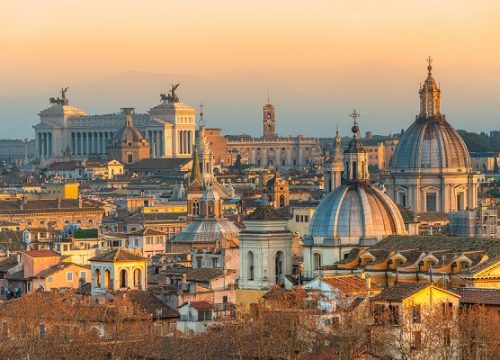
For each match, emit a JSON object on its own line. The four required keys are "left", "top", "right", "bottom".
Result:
{"left": 411, "top": 331, "right": 422, "bottom": 350}
{"left": 66, "top": 272, "right": 73, "bottom": 281}
{"left": 212, "top": 258, "right": 219, "bottom": 268}
{"left": 412, "top": 304, "right": 421, "bottom": 323}
{"left": 389, "top": 305, "right": 401, "bottom": 325}
{"left": 128, "top": 154, "right": 133, "bottom": 164}
{"left": 304, "top": 215, "right": 309, "bottom": 222}
{"left": 441, "top": 302, "right": 453, "bottom": 320}
{"left": 48, "top": 276, "right": 53, "bottom": 283}
{"left": 443, "top": 328, "right": 451, "bottom": 346}
{"left": 156, "top": 236, "right": 163, "bottom": 244}
{"left": 134, "top": 238, "right": 139, "bottom": 247}
{"left": 196, "top": 258, "right": 202, "bottom": 268}
{"left": 426, "top": 193, "right": 437, "bottom": 212}
{"left": 80, "top": 271, "right": 87, "bottom": 280}
{"left": 146, "top": 237, "right": 153, "bottom": 245}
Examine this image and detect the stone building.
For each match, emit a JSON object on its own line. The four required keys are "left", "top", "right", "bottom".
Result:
{"left": 384, "top": 60, "right": 481, "bottom": 213}
{"left": 264, "top": 171, "right": 289, "bottom": 208}
{"left": 236, "top": 205, "right": 293, "bottom": 308}
{"left": 226, "top": 100, "right": 322, "bottom": 169}
{"left": 304, "top": 113, "right": 406, "bottom": 278}
{"left": 107, "top": 109, "right": 150, "bottom": 164}
{"left": 33, "top": 86, "right": 195, "bottom": 164}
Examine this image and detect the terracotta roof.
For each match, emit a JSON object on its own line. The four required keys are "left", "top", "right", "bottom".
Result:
{"left": 450, "top": 287, "right": 500, "bottom": 306}
{"left": 186, "top": 268, "right": 235, "bottom": 283}
{"left": 187, "top": 301, "right": 212, "bottom": 311}
{"left": 246, "top": 205, "right": 285, "bottom": 221}
{"left": 46, "top": 160, "right": 82, "bottom": 171}
{"left": 89, "top": 249, "right": 147, "bottom": 262}
{"left": 23, "top": 249, "right": 60, "bottom": 258}
{"left": 126, "top": 158, "right": 191, "bottom": 171}
{"left": 373, "top": 283, "right": 432, "bottom": 302}
{"left": 0, "top": 220, "right": 19, "bottom": 227}
{"left": 417, "top": 212, "right": 449, "bottom": 223}
{"left": 0, "top": 199, "right": 103, "bottom": 213}
{"left": 321, "top": 275, "right": 379, "bottom": 295}
{"left": 126, "top": 291, "right": 179, "bottom": 319}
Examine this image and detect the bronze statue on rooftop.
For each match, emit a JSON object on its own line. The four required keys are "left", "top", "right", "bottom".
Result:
{"left": 160, "top": 83, "right": 180, "bottom": 103}
{"left": 49, "top": 87, "right": 69, "bottom": 106}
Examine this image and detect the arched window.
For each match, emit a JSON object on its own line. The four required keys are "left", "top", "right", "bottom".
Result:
{"left": 133, "top": 268, "right": 142, "bottom": 289}
{"left": 279, "top": 195, "right": 285, "bottom": 207}
{"left": 95, "top": 269, "right": 101, "bottom": 288}
{"left": 104, "top": 269, "right": 111, "bottom": 290}
{"left": 275, "top": 251, "right": 284, "bottom": 285}
{"left": 352, "top": 161, "right": 357, "bottom": 179}
{"left": 313, "top": 253, "right": 322, "bottom": 270}
{"left": 120, "top": 269, "right": 128, "bottom": 288}
{"left": 247, "top": 251, "right": 254, "bottom": 280}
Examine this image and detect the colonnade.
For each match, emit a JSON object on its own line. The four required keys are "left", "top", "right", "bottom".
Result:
{"left": 146, "top": 130, "right": 164, "bottom": 158}
{"left": 178, "top": 130, "right": 192, "bottom": 155}
{"left": 70, "top": 131, "right": 115, "bottom": 156}
{"left": 38, "top": 132, "right": 53, "bottom": 158}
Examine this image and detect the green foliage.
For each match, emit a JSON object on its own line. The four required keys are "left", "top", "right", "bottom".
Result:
{"left": 73, "top": 228, "right": 98, "bottom": 239}
{"left": 457, "top": 130, "right": 499, "bottom": 152}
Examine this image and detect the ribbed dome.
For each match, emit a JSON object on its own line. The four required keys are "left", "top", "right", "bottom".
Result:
{"left": 307, "top": 183, "right": 406, "bottom": 241}
{"left": 113, "top": 115, "right": 147, "bottom": 145}
{"left": 173, "top": 219, "right": 240, "bottom": 244}
{"left": 391, "top": 117, "right": 471, "bottom": 172}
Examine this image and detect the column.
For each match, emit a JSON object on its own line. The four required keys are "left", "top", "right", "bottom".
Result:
{"left": 159, "top": 130, "right": 164, "bottom": 157}
{"left": 187, "top": 131, "right": 191, "bottom": 154}
{"left": 43, "top": 133, "right": 47, "bottom": 158}
{"left": 38, "top": 133, "right": 42, "bottom": 157}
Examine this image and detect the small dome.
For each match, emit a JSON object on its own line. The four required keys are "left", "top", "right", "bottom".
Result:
{"left": 173, "top": 219, "right": 240, "bottom": 244}
{"left": 391, "top": 117, "right": 471, "bottom": 172}
{"left": 113, "top": 115, "right": 147, "bottom": 145}
{"left": 307, "top": 183, "right": 405, "bottom": 241}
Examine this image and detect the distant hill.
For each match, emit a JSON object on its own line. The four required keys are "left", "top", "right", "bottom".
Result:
{"left": 457, "top": 130, "right": 500, "bottom": 153}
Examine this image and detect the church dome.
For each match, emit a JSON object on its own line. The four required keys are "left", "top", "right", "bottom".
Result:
{"left": 173, "top": 219, "right": 240, "bottom": 244}
{"left": 307, "top": 183, "right": 406, "bottom": 241}
{"left": 390, "top": 117, "right": 471, "bottom": 172}
{"left": 390, "top": 59, "right": 472, "bottom": 173}
{"left": 113, "top": 115, "right": 148, "bottom": 145}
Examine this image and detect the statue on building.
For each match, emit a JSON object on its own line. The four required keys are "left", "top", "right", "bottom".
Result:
{"left": 49, "top": 87, "right": 69, "bottom": 106}
{"left": 160, "top": 83, "right": 180, "bottom": 103}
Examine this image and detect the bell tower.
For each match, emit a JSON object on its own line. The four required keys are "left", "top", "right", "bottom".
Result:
{"left": 343, "top": 110, "right": 369, "bottom": 183}
{"left": 419, "top": 56, "right": 441, "bottom": 119}
{"left": 263, "top": 91, "right": 276, "bottom": 140}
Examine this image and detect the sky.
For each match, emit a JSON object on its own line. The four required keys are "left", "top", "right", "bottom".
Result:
{"left": 1, "top": 0, "right": 500, "bottom": 138}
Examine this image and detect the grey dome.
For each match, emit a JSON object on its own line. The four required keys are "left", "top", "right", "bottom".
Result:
{"left": 307, "top": 183, "right": 405, "bottom": 241}
{"left": 391, "top": 116, "right": 471, "bottom": 173}
{"left": 173, "top": 219, "right": 240, "bottom": 244}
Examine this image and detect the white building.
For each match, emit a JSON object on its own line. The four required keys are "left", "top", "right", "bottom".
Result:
{"left": 33, "top": 86, "right": 196, "bottom": 164}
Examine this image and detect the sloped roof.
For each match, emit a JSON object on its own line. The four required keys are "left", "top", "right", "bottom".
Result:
{"left": 0, "top": 255, "right": 19, "bottom": 272}
{"left": 322, "top": 275, "right": 379, "bottom": 295}
{"left": 128, "top": 228, "right": 166, "bottom": 236}
{"left": 126, "top": 158, "right": 191, "bottom": 171}
{"left": 187, "top": 301, "right": 212, "bottom": 311}
{"left": 372, "top": 283, "right": 432, "bottom": 302}
{"left": 186, "top": 268, "right": 235, "bottom": 283}
{"left": 126, "top": 291, "right": 179, "bottom": 319}
{"left": 32, "top": 262, "right": 89, "bottom": 279}
{"left": 450, "top": 287, "right": 500, "bottom": 306}
{"left": 23, "top": 250, "right": 60, "bottom": 258}
{"left": 89, "top": 249, "right": 147, "bottom": 262}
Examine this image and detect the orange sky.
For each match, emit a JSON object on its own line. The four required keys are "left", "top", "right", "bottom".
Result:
{"left": 1, "top": 1, "right": 500, "bottom": 137}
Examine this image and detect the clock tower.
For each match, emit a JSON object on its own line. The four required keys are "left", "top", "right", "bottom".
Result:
{"left": 262, "top": 95, "right": 276, "bottom": 140}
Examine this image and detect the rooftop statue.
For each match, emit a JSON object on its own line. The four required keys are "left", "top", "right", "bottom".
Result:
{"left": 49, "top": 87, "right": 69, "bottom": 106}
{"left": 160, "top": 83, "right": 180, "bottom": 103}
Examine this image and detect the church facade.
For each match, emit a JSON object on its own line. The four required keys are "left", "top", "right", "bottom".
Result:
{"left": 33, "top": 86, "right": 196, "bottom": 164}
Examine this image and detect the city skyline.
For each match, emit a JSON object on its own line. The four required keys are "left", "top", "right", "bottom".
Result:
{"left": 2, "top": 1, "right": 500, "bottom": 137}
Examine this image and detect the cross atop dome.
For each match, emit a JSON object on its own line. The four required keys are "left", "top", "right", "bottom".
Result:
{"left": 199, "top": 103, "right": 206, "bottom": 127}
{"left": 426, "top": 56, "right": 433, "bottom": 76}
{"left": 349, "top": 109, "right": 360, "bottom": 135}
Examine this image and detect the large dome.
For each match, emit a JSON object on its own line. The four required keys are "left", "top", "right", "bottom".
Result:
{"left": 307, "top": 183, "right": 406, "bottom": 241}
{"left": 391, "top": 117, "right": 471, "bottom": 172}
{"left": 173, "top": 219, "right": 240, "bottom": 244}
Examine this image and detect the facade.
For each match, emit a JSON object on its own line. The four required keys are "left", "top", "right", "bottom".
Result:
{"left": 237, "top": 206, "right": 293, "bottom": 308}
{"left": 304, "top": 114, "right": 406, "bottom": 278}
{"left": 364, "top": 136, "right": 399, "bottom": 171}
{"left": 89, "top": 249, "right": 148, "bottom": 295}
{"left": 385, "top": 61, "right": 481, "bottom": 213}
{"left": 127, "top": 228, "right": 167, "bottom": 258}
{"left": 226, "top": 101, "right": 322, "bottom": 169}
{"left": 264, "top": 171, "right": 289, "bottom": 208}
{"left": 449, "top": 204, "right": 499, "bottom": 238}
{"left": 33, "top": 87, "right": 195, "bottom": 163}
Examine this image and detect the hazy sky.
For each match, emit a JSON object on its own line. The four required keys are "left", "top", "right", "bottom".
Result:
{"left": 1, "top": 1, "right": 500, "bottom": 138}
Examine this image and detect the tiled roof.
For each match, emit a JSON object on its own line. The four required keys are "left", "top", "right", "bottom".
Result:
{"left": 89, "top": 249, "right": 147, "bottom": 262}
{"left": 6, "top": 269, "right": 24, "bottom": 281}
{"left": 450, "top": 287, "right": 500, "bottom": 306}
{"left": 128, "top": 228, "right": 166, "bottom": 236}
{"left": 322, "top": 275, "right": 379, "bottom": 294}
{"left": 246, "top": 205, "right": 285, "bottom": 221}
{"left": 337, "top": 248, "right": 363, "bottom": 265}
{"left": 0, "top": 255, "right": 19, "bottom": 272}
{"left": 372, "top": 283, "right": 431, "bottom": 302}
{"left": 46, "top": 160, "right": 82, "bottom": 171}
{"left": 0, "top": 199, "right": 103, "bottom": 213}
{"left": 186, "top": 268, "right": 235, "bottom": 283}
{"left": 417, "top": 212, "right": 449, "bottom": 223}
{"left": 126, "top": 291, "right": 179, "bottom": 319}
{"left": 0, "top": 220, "right": 19, "bottom": 227}
{"left": 188, "top": 301, "right": 212, "bottom": 311}
{"left": 23, "top": 250, "right": 60, "bottom": 258}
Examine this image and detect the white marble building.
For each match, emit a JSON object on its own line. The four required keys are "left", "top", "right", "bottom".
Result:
{"left": 33, "top": 88, "right": 196, "bottom": 164}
